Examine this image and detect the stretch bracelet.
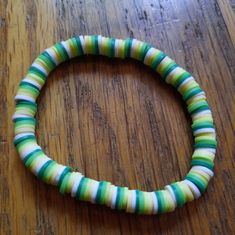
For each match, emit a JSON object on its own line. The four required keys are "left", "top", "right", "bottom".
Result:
{"left": 13, "top": 35, "right": 217, "bottom": 214}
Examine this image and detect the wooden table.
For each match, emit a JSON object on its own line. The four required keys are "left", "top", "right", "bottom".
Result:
{"left": 1, "top": 0, "right": 235, "bottom": 234}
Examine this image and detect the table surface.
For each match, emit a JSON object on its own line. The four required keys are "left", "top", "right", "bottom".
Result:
{"left": 1, "top": 0, "right": 235, "bottom": 234}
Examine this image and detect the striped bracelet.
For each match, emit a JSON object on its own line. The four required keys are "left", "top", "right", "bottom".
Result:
{"left": 13, "top": 35, "right": 217, "bottom": 215}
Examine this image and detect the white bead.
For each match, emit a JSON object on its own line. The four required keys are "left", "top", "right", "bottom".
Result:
{"left": 164, "top": 185, "right": 177, "bottom": 206}
{"left": 61, "top": 40, "right": 72, "bottom": 58}
{"left": 97, "top": 35, "right": 102, "bottom": 49}
{"left": 20, "top": 144, "right": 41, "bottom": 160}
{"left": 130, "top": 39, "right": 139, "bottom": 57}
{"left": 45, "top": 47, "right": 59, "bottom": 65}
{"left": 128, "top": 190, "right": 136, "bottom": 213}
{"left": 22, "top": 77, "right": 42, "bottom": 89}
{"left": 191, "top": 166, "right": 214, "bottom": 178}
{"left": 177, "top": 76, "right": 194, "bottom": 90}
{"left": 12, "top": 111, "right": 33, "bottom": 118}
{"left": 15, "top": 94, "right": 35, "bottom": 103}
{"left": 31, "top": 62, "right": 48, "bottom": 76}
{"left": 114, "top": 39, "right": 120, "bottom": 57}
{"left": 90, "top": 180, "right": 100, "bottom": 203}
{"left": 157, "top": 56, "right": 171, "bottom": 69}
{"left": 143, "top": 47, "right": 157, "bottom": 64}
{"left": 34, "top": 156, "right": 51, "bottom": 174}
{"left": 184, "top": 179, "right": 201, "bottom": 199}
{"left": 110, "top": 186, "right": 118, "bottom": 209}
{"left": 71, "top": 174, "right": 84, "bottom": 197}
{"left": 151, "top": 192, "right": 158, "bottom": 214}
{"left": 194, "top": 128, "right": 215, "bottom": 135}
{"left": 188, "top": 92, "right": 206, "bottom": 103}
{"left": 165, "top": 67, "right": 183, "bottom": 84}
{"left": 54, "top": 165, "right": 68, "bottom": 185}
{"left": 194, "top": 147, "right": 216, "bottom": 154}
{"left": 79, "top": 35, "right": 85, "bottom": 53}
{"left": 14, "top": 132, "right": 34, "bottom": 140}
{"left": 192, "top": 110, "right": 212, "bottom": 119}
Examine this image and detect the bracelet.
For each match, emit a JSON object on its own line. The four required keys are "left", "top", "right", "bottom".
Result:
{"left": 13, "top": 35, "right": 217, "bottom": 214}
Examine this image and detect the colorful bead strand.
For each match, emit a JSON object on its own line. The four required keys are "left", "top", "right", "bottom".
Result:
{"left": 13, "top": 35, "right": 217, "bottom": 214}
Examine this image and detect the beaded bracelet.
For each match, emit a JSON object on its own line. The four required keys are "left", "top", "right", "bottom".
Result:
{"left": 13, "top": 35, "right": 217, "bottom": 214}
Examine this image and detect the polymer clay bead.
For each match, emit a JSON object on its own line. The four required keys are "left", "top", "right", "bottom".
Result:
{"left": 13, "top": 35, "right": 217, "bottom": 214}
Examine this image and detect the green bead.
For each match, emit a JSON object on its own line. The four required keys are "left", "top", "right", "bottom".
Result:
{"left": 95, "top": 181, "right": 108, "bottom": 204}
{"left": 108, "top": 38, "right": 115, "bottom": 57}
{"left": 175, "top": 71, "right": 191, "bottom": 89}
{"left": 139, "top": 43, "right": 151, "bottom": 62}
{"left": 191, "top": 159, "right": 214, "bottom": 170}
{"left": 37, "top": 160, "right": 54, "bottom": 180}
{"left": 125, "top": 38, "right": 133, "bottom": 58}
{"left": 24, "top": 149, "right": 43, "bottom": 166}
{"left": 185, "top": 173, "right": 207, "bottom": 193}
{"left": 15, "top": 100, "right": 37, "bottom": 117}
{"left": 20, "top": 81, "right": 40, "bottom": 92}
{"left": 155, "top": 191, "right": 164, "bottom": 214}
{"left": 72, "top": 37, "right": 84, "bottom": 56}
{"left": 54, "top": 42, "right": 69, "bottom": 61}
{"left": 14, "top": 135, "right": 36, "bottom": 147}
{"left": 188, "top": 101, "right": 210, "bottom": 115}
{"left": 115, "top": 187, "right": 127, "bottom": 210}
{"left": 183, "top": 87, "right": 203, "bottom": 101}
{"left": 170, "top": 183, "right": 186, "bottom": 207}
{"left": 41, "top": 161, "right": 57, "bottom": 182}
{"left": 13, "top": 117, "right": 36, "bottom": 124}
{"left": 24, "top": 151, "right": 45, "bottom": 170}
{"left": 194, "top": 139, "right": 217, "bottom": 149}
{"left": 39, "top": 51, "right": 56, "bottom": 71}
{"left": 192, "top": 121, "right": 214, "bottom": 131}
{"left": 28, "top": 66, "right": 47, "bottom": 81}
{"left": 59, "top": 172, "right": 71, "bottom": 194}
{"left": 150, "top": 51, "right": 166, "bottom": 70}
{"left": 14, "top": 119, "right": 36, "bottom": 131}
{"left": 91, "top": 35, "right": 99, "bottom": 55}
{"left": 76, "top": 177, "right": 88, "bottom": 200}
{"left": 16, "top": 100, "right": 37, "bottom": 109}
{"left": 135, "top": 190, "right": 145, "bottom": 214}
{"left": 57, "top": 167, "right": 72, "bottom": 188}
{"left": 161, "top": 62, "right": 178, "bottom": 81}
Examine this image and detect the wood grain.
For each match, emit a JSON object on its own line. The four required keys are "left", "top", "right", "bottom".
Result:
{"left": 1, "top": 0, "right": 235, "bottom": 234}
